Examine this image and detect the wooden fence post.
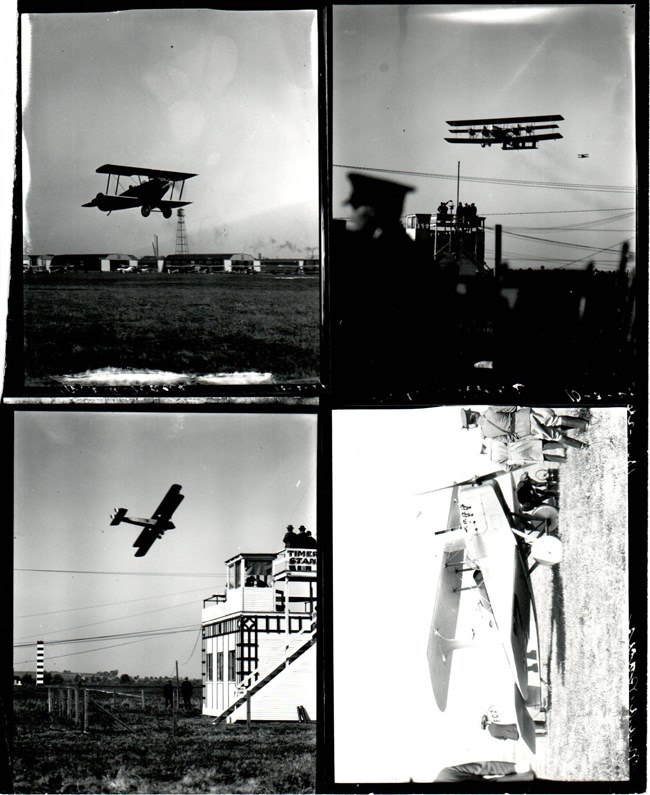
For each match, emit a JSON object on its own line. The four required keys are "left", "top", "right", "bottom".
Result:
{"left": 58, "top": 688, "right": 64, "bottom": 716}
{"left": 112, "top": 688, "right": 116, "bottom": 709}
{"left": 75, "top": 689, "right": 80, "bottom": 726}
{"left": 83, "top": 689, "right": 89, "bottom": 733}
{"left": 47, "top": 688, "right": 53, "bottom": 713}
{"left": 67, "top": 688, "right": 72, "bottom": 718}
{"left": 141, "top": 689, "right": 145, "bottom": 710}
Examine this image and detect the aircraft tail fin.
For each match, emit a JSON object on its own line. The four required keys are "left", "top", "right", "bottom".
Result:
{"left": 110, "top": 508, "right": 127, "bottom": 525}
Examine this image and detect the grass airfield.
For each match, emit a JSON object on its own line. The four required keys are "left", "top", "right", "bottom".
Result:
{"left": 22, "top": 272, "right": 320, "bottom": 387}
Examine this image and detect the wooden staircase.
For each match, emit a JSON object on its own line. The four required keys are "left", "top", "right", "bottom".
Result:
{"left": 212, "top": 620, "right": 317, "bottom": 724}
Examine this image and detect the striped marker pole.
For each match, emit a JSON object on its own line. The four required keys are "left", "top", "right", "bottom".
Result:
{"left": 36, "top": 640, "right": 44, "bottom": 686}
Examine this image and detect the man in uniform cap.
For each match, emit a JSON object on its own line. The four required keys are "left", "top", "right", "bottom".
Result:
{"left": 345, "top": 173, "right": 415, "bottom": 236}
{"left": 330, "top": 172, "right": 441, "bottom": 395}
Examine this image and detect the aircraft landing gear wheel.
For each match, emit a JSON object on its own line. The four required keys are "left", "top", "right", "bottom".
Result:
{"left": 141, "top": 205, "right": 151, "bottom": 218}
{"left": 162, "top": 207, "right": 172, "bottom": 219}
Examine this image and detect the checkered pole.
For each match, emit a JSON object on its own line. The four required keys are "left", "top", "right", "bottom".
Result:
{"left": 36, "top": 640, "right": 44, "bottom": 686}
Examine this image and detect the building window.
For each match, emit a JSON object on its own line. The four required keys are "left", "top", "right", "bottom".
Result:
{"left": 216, "top": 652, "right": 224, "bottom": 682}
{"left": 228, "top": 649, "right": 236, "bottom": 682}
{"left": 205, "top": 652, "right": 213, "bottom": 682}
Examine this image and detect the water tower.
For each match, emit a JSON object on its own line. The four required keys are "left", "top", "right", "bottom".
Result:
{"left": 175, "top": 209, "right": 189, "bottom": 255}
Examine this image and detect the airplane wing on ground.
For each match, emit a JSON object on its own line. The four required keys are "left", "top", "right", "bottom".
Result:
{"left": 427, "top": 546, "right": 463, "bottom": 711}
{"left": 513, "top": 682, "right": 537, "bottom": 752}
{"left": 152, "top": 484, "right": 185, "bottom": 523}
{"left": 96, "top": 164, "right": 197, "bottom": 181}
{"left": 462, "top": 483, "right": 531, "bottom": 701}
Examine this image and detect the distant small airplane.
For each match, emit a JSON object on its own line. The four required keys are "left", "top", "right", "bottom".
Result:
{"left": 110, "top": 484, "right": 184, "bottom": 556}
{"left": 83, "top": 164, "right": 197, "bottom": 218}
{"left": 577, "top": 153, "right": 590, "bottom": 158}
{"left": 445, "top": 114, "right": 564, "bottom": 150}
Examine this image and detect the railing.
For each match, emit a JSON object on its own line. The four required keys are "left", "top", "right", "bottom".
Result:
{"left": 212, "top": 617, "right": 317, "bottom": 724}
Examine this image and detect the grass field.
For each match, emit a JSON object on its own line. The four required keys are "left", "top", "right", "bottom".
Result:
{"left": 12, "top": 689, "right": 316, "bottom": 793}
{"left": 527, "top": 408, "right": 630, "bottom": 781}
{"left": 21, "top": 273, "right": 320, "bottom": 386}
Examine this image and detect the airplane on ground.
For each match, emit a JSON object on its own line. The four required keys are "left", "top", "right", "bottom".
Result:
{"left": 422, "top": 471, "right": 561, "bottom": 752}
{"left": 83, "top": 164, "right": 197, "bottom": 218}
{"left": 445, "top": 115, "right": 564, "bottom": 150}
{"left": 110, "top": 484, "right": 185, "bottom": 556}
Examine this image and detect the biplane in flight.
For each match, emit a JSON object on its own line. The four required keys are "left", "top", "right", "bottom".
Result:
{"left": 110, "top": 484, "right": 185, "bottom": 557}
{"left": 421, "top": 471, "right": 561, "bottom": 751}
{"left": 83, "top": 164, "right": 197, "bottom": 218}
{"left": 445, "top": 115, "right": 564, "bottom": 150}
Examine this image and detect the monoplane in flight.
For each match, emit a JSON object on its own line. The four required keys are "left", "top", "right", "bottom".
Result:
{"left": 445, "top": 115, "right": 564, "bottom": 150}
{"left": 83, "top": 164, "right": 197, "bottom": 218}
{"left": 110, "top": 484, "right": 185, "bottom": 556}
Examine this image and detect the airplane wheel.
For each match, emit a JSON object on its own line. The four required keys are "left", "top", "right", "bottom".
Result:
{"left": 162, "top": 207, "right": 172, "bottom": 219}
{"left": 141, "top": 205, "right": 151, "bottom": 218}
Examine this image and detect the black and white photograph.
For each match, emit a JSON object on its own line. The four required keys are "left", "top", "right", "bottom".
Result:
{"left": 15, "top": 8, "right": 320, "bottom": 392}
{"left": 12, "top": 410, "right": 318, "bottom": 792}
{"left": 330, "top": 5, "right": 637, "bottom": 400}
{"left": 2, "top": 2, "right": 646, "bottom": 794}
{"left": 332, "top": 405, "right": 631, "bottom": 784}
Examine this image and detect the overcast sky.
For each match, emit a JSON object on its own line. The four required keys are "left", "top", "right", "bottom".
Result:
{"left": 14, "top": 411, "right": 317, "bottom": 679}
{"left": 22, "top": 9, "right": 319, "bottom": 258}
{"left": 333, "top": 4, "right": 636, "bottom": 270}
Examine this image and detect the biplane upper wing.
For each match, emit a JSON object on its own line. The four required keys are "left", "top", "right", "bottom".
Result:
{"left": 446, "top": 114, "right": 564, "bottom": 126}
{"left": 96, "top": 164, "right": 197, "bottom": 181}
{"left": 152, "top": 483, "right": 184, "bottom": 523}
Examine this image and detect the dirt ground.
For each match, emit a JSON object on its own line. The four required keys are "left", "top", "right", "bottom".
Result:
{"left": 527, "top": 407, "right": 630, "bottom": 782}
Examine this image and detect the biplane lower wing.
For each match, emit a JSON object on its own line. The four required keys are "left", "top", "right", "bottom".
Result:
{"left": 133, "top": 527, "right": 160, "bottom": 557}
{"left": 514, "top": 682, "right": 537, "bottom": 753}
{"left": 427, "top": 547, "right": 463, "bottom": 711}
{"left": 158, "top": 200, "right": 192, "bottom": 210}
{"left": 82, "top": 194, "right": 141, "bottom": 210}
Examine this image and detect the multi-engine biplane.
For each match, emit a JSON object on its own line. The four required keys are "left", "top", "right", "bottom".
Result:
{"left": 110, "top": 484, "right": 185, "bottom": 556}
{"left": 445, "top": 115, "right": 564, "bottom": 150}
{"left": 83, "top": 164, "right": 197, "bottom": 218}
{"left": 577, "top": 153, "right": 590, "bottom": 159}
{"left": 421, "top": 471, "right": 561, "bottom": 752}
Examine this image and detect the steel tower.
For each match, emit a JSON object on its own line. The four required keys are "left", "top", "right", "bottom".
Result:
{"left": 175, "top": 208, "right": 189, "bottom": 255}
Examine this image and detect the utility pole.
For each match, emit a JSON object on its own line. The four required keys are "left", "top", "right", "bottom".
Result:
{"left": 173, "top": 660, "right": 179, "bottom": 735}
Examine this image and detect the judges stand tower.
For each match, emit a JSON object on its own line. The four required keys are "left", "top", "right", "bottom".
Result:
{"left": 201, "top": 530, "right": 317, "bottom": 722}
{"left": 401, "top": 202, "right": 487, "bottom": 277}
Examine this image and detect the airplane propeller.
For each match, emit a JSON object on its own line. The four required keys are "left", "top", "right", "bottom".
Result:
{"left": 416, "top": 470, "right": 507, "bottom": 496}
